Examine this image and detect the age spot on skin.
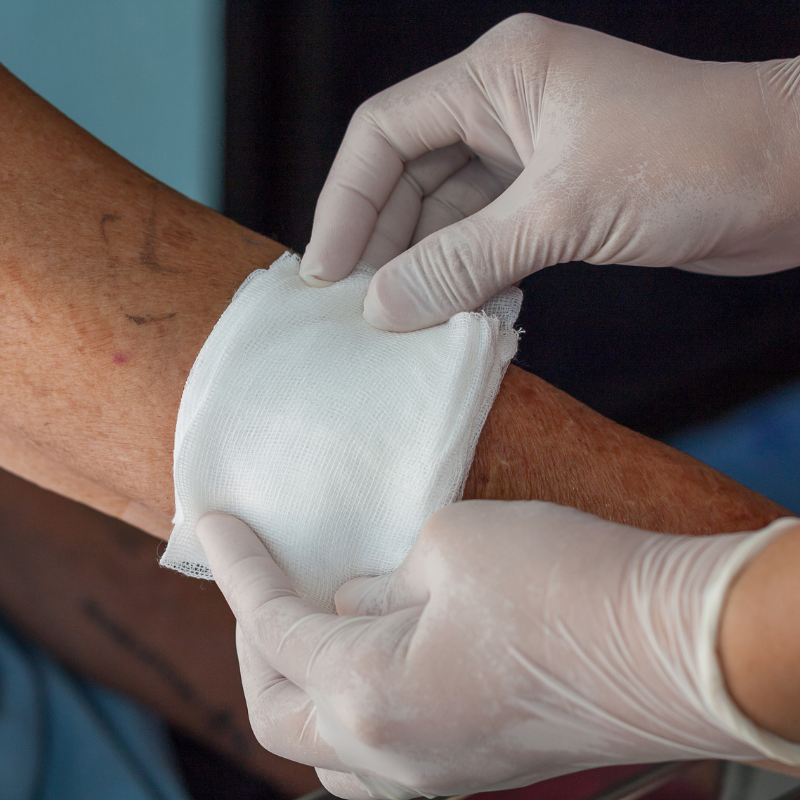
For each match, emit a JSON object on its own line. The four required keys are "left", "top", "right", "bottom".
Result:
{"left": 125, "top": 312, "right": 177, "bottom": 326}
{"left": 113, "top": 352, "right": 129, "bottom": 365}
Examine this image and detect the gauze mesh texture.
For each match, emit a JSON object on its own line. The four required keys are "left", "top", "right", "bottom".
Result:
{"left": 161, "top": 251, "right": 522, "bottom": 610}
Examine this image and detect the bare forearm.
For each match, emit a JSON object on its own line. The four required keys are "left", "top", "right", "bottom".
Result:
{"left": 0, "top": 62, "right": 788, "bottom": 543}
{"left": 465, "top": 366, "right": 789, "bottom": 535}
{"left": 0, "top": 63, "right": 282, "bottom": 531}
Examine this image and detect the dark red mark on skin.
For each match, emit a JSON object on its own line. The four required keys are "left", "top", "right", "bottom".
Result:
{"left": 113, "top": 352, "right": 129, "bottom": 365}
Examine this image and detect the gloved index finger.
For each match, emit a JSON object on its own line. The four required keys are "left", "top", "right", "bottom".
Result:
{"left": 195, "top": 512, "right": 382, "bottom": 690}
{"left": 300, "top": 119, "right": 406, "bottom": 285}
{"left": 300, "top": 59, "right": 486, "bottom": 286}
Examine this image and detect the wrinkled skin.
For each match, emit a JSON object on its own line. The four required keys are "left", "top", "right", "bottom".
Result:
{"left": 300, "top": 13, "right": 800, "bottom": 331}
{"left": 196, "top": 509, "right": 800, "bottom": 800}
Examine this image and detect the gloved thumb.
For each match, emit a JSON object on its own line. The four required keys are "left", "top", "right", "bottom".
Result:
{"left": 334, "top": 563, "right": 429, "bottom": 617}
{"left": 362, "top": 179, "right": 542, "bottom": 331}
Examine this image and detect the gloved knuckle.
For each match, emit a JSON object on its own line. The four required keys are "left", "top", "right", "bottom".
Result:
{"left": 344, "top": 709, "right": 399, "bottom": 750}
{"left": 250, "top": 713, "right": 281, "bottom": 754}
{"left": 336, "top": 687, "right": 401, "bottom": 749}
{"left": 353, "top": 96, "right": 376, "bottom": 120}
{"left": 419, "top": 505, "right": 462, "bottom": 553}
{"left": 352, "top": 95, "right": 386, "bottom": 130}
{"left": 477, "top": 12, "right": 552, "bottom": 51}
{"left": 502, "top": 12, "right": 546, "bottom": 32}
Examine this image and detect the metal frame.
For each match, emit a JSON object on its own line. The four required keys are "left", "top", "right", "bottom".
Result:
{"left": 296, "top": 763, "right": 698, "bottom": 800}
{"left": 298, "top": 761, "right": 800, "bottom": 800}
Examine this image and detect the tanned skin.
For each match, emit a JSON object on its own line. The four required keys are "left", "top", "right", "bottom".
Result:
{"left": 0, "top": 62, "right": 796, "bottom": 789}
{"left": 0, "top": 62, "right": 785, "bottom": 538}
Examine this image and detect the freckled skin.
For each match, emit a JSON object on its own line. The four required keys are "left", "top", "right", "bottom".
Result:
{"left": 464, "top": 368, "right": 787, "bottom": 535}
{"left": 0, "top": 60, "right": 788, "bottom": 536}
{"left": 0, "top": 64, "right": 283, "bottom": 521}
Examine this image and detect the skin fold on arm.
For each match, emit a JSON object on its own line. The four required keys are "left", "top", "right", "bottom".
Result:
{"left": 0, "top": 62, "right": 795, "bottom": 787}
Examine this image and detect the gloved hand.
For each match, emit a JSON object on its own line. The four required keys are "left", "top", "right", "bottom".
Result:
{"left": 196, "top": 503, "right": 800, "bottom": 800}
{"left": 299, "top": 14, "right": 800, "bottom": 331}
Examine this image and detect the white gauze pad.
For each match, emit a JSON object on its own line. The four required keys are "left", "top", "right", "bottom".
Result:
{"left": 162, "top": 252, "right": 522, "bottom": 610}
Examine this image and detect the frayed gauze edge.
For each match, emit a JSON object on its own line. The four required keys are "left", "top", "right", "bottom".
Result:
{"left": 161, "top": 251, "right": 522, "bottom": 610}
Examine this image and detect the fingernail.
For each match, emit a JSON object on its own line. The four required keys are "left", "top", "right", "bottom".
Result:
{"left": 299, "top": 256, "right": 335, "bottom": 287}
{"left": 362, "top": 293, "right": 389, "bottom": 328}
{"left": 300, "top": 273, "right": 334, "bottom": 288}
{"left": 364, "top": 289, "right": 423, "bottom": 332}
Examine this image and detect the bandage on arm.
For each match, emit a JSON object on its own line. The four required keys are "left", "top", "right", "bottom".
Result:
{"left": 0, "top": 61, "right": 787, "bottom": 542}
{"left": 0, "top": 59, "right": 797, "bottom": 780}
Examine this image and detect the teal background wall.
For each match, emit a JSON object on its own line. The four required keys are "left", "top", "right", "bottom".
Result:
{"left": 0, "top": 0, "right": 225, "bottom": 209}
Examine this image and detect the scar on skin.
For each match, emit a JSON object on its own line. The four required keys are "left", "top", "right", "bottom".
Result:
{"left": 140, "top": 184, "right": 181, "bottom": 274}
{"left": 125, "top": 311, "right": 177, "bottom": 326}
{"left": 100, "top": 214, "right": 121, "bottom": 244}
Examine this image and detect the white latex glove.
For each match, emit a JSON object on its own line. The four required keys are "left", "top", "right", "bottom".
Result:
{"left": 299, "top": 13, "right": 800, "bottom": 331}
{"left": 196, "top": 503, "right": 800, "bottom": 800}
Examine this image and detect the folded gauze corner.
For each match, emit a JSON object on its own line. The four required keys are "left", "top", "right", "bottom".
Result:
{"left": 161, "top": 251, "right": 522, "bottom": 610}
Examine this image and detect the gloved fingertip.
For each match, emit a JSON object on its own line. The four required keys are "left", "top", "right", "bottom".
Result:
{"left": 362, "top": 293, "right": 393, "bottom": 330}
{"left": 300, "top": 272, "right": 335, "bottom": 288}
{"left": 334, "top": 575, "right": 384, "bottom": 616}
{"left": 195, "top": 511, "right": 236, "bottom": 536}
{"left": 362, "top": 274, "right": 414, "bottom": 331}
{"left": 195, "top": 512, "right": 255, "bottom": 548}
{"left": 316, "top": 769, "right": 374, "bottom": 800}
{"left": 363, "top": 267, "right": 451, "bottom": 332}
{"left": 299, "top": 254, "right": 336, "bottom": 287}
{"left": 363, "top": 291, "right": 441, "bottom": 333}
